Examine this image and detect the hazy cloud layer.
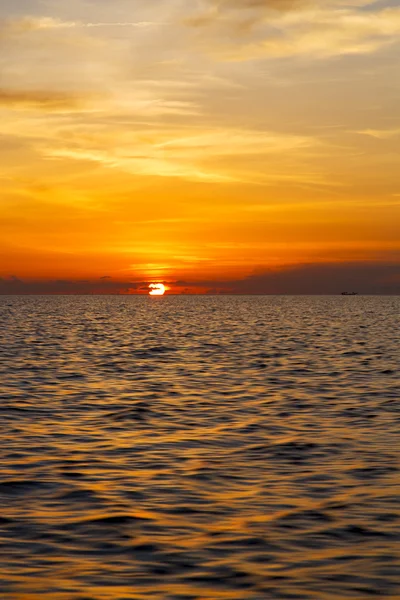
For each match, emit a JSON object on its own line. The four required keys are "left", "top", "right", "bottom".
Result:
{"left": 1, "top": 262, "right": 399, "bottom": 295}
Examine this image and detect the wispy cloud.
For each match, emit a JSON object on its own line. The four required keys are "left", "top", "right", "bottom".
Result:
{"left": 42, "top": 127, "right": 320, "bottom": 184}
{"left": 2, "top": 16, "right": 158, "bottom": 33}
{"left": 357, "top": 127, "right": 400, "bottom": 139}
{"left": 45, "top": 146, "right": 237, "bottom": 183}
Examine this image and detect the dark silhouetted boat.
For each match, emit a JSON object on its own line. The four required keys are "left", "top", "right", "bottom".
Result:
{"left": 341, "top": 292, "right": 358, "bottom": 295}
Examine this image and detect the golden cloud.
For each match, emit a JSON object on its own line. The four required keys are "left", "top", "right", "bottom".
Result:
{"left": 186, "top": 1, "right": 400, "bottom": 59}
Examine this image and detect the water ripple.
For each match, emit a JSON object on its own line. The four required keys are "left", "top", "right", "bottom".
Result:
{"left": 0, "top": 295, "right": 399, "bottom": 599}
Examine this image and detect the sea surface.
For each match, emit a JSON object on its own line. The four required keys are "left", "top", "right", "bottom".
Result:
{"left": 1, "top": 295, "right": 399, "bottom": 600}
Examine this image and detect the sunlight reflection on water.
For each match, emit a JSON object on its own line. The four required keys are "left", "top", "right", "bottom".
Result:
{"left": 1, "top": 296, "right": 399, "bottom": 599}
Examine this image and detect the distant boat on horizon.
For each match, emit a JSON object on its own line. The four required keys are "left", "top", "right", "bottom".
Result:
{"left": 341, "top": 292, "right": 358, "bottom": 295}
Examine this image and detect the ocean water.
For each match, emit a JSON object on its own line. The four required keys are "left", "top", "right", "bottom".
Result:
{"left": 1, "top": 295, "right": 399, "bottom": 600}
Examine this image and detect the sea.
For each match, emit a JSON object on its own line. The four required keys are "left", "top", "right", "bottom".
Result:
{"left": 1, "top": 295, "right": 399, "bottom": 600}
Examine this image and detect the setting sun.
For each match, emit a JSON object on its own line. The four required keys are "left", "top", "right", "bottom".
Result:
{"left": 149, "top": 283, "right": 166, "bottom": 296}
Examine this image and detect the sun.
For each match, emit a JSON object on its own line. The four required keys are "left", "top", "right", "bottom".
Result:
{"left": 149, "top": 283, "right": 166, "bottom": 296}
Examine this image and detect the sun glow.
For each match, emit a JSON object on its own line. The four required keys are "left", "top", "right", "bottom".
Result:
{"left": 149, "top": 283, "right": 166, "bottom": 296}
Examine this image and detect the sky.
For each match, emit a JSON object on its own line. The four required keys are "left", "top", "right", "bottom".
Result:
{"left": 0, "top": 0, "right": 399, "bottom": 294}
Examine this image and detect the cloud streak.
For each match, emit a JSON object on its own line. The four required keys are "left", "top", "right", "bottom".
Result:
{"left": 0, "top": 88, "right": 92, "bottom": 111}
{"left": 357, "top": 127, "right": 400, "bottom": 139}
{"left": 2, "top": 16, "right": 158, "bottom": 33}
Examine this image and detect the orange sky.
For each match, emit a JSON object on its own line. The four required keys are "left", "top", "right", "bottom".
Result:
{"left": 1, "top": 0, "right": 399, "bottom": 293}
